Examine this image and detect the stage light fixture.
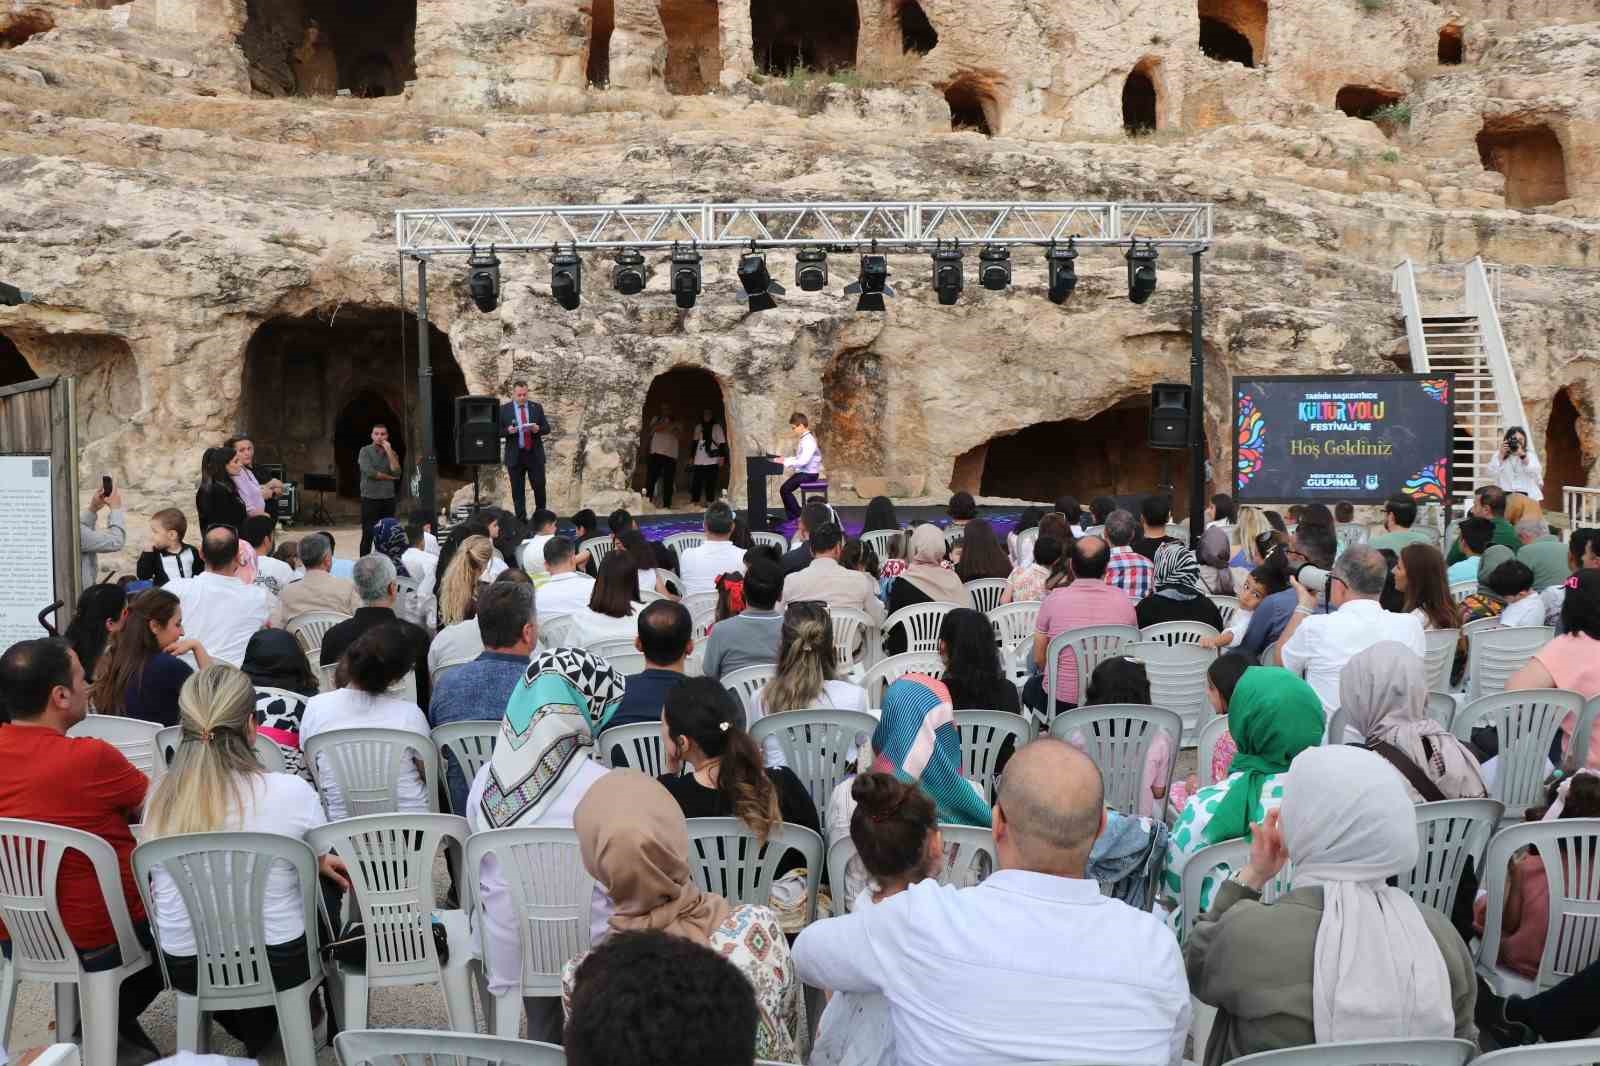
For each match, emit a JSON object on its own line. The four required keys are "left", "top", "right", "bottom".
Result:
{"left": 737, "top": 251, "right": 785, "bottom": 312}
{"left": 670, "top": 244, "right": 702, "bottom": 310}
{"left": 978, "top": 245, "right": 1011, "bottom": 292}
{"left": 467, "top": 246, "right": 501, "bottom": 313}
{"left": 1126, "top": 240, "right": 1158, "bottom": 305}
{"left": 550, "top": 247, "right": 582, "bottom": 311}
{"left": 931, "top": 243, "right": 964, "bottom": 306}
{"left": 612, "top": 249, "right": 647, "bottom": 295}
{"left": 844, "top": 253, "right": 893, "bottom": 312}
{"left": 1046, "top": 238, "right": 1078, "bottom": 305}
{"left": 795, "top": 249, "right": 829, "bottom": 292}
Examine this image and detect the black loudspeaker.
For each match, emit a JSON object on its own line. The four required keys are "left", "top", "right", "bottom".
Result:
{"left": 455, "top": 396, "right": 500, "bottom": 464}
{"left": 1149, "top": 383, "right": 1192, "bottom": 450}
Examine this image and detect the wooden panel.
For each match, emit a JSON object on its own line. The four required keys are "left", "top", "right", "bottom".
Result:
{"left": 0, "top": 376, "right": 79, "bottom": 628}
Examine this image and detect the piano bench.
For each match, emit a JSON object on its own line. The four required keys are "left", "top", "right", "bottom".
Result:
{"left": 799, "top": 478, "right": 829, "bottom": 505}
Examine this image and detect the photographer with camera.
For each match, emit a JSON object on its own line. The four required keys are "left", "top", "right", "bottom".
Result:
{"left": 1487, "top": 425, "right": 1543, "bottom": 502}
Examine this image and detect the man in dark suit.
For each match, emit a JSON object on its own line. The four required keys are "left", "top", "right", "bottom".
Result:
{"left": 499, "top": 380, "right": 551, "bottom": 522}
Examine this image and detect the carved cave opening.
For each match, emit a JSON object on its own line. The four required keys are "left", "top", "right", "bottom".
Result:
{"left": 751, "top": 0, "right": 858, "bottom": 74}
{"left": 240, "top": 0, "right": 416, "bottom": 99}
{"left": 1197, "top": 0, "right": 1265, "bottom": 68}
{"left": 1477, "top": 120, "right": 1569, "bottom": 209}
{"left": 1123, "top": 62, "right": 1160, "bottom": 132}
{"left": 633, "top": 366, "right": 729, "bottom": 503}
{"left": 243, "top": 307, "right": 468, "bottom": 504}
{"left": 898, "top": 0, "right": 937, "bottom": 55}
{"left": 1543, "top": 386, "right": 1593, "bottom": 507}
{"left": 945, "top": 76, "right": 998, "bottom": 136}
{"left": 0, "top": 7, "right": 53, "bottom": 48}
{"left": 1438, "top": 25, "right": 1463, "bottom": 64}
{"left": 660, "top": 0, "right": 722, "bottom": 94}
{"left": 0, "top": 333, "right": 35, "bottom": 387}
{"left": 0, "top": 332, "right": 141, "bottom": 461}
{"left": 588, "top": 0, "right": 614, "bottom": 87}
{"left": 1335, "top": 84, "right": 1402, "bottom": 120}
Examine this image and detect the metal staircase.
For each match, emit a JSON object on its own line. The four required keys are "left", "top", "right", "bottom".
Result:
{"left": 1392, "top": 257, "right": 1529, "bottom": 515}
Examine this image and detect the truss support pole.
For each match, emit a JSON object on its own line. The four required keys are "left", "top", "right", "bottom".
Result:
{"left": 415, "top": 255, "right": 437, "bottom": 519}
{"left": 1189, "top": 246, "right": 1208, "bottom": 547}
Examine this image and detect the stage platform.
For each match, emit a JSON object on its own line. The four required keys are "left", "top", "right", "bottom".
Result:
{"left": 634, "top": 503, "right": 1029, "bottom": 543}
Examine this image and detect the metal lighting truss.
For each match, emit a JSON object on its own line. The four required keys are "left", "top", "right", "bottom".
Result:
{"left": 395, "top": 200, "right": 1213, "bottom": 255}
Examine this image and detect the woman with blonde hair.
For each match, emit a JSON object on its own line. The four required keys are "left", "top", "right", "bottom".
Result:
{"left": 1233, "top": 506, "right": 1272, "bottom": 568}
{"left": 752, "top": 601, "right": 870, "bottom": 727}
{"left": 143, "top": 663, "right": 349, "bottom": 1055}
{"left": 436, "top": 534, "right": 495, "bottom": 626}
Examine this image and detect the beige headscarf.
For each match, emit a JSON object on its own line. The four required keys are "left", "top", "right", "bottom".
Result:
{"left": 574, "top": 769, "right": 733, "bottom": 943}
{"left": 1340, "top": 642, "right": 1486, "bottom": 801}
{"left": 899, "top": 524, "right": 974, "bottom": 606}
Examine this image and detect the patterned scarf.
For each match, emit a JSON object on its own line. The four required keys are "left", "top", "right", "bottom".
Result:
{"left": 374, "top": 517, "right": 411, "bottom": 578}
{"left": 1153, "top": 541, "right": 1209, "bottom": 601}
{"left": 481, "top": 648, "right": 626, "bottom": 829}
{"left": 1202, "top": 666, "right": 1325, "bottom": 845}
{"left": 871, "top": 675, "right": 992, "bottom": 828}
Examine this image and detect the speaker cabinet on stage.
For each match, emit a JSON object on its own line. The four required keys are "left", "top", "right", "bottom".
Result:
{"left": 455, "top": 396, "right": 500, "bottom": 464}
{"left": 1149, "top": 383, "right": 1192, "bottom": 450}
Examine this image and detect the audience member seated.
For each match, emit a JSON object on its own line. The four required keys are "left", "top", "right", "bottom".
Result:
{"left": 278, "top": 532, "right": 361, "bottom": 622}
{"left": 91, "top": 588, "right": 209, "bottom": 726}
{"left": 242, "top": 628, "right": 318, "bottom": 778}
{"left": 299, "top": 624, "right": 433, "bottom": 819}
{"left": 1367, "top": 494, "right": 1428, "bottom": 553}
{"left": 1494, "top": 561, "right": 1544, "bottom": 627}
{"left": 1133, "top": 494, "right": 1181, "bottom": 561}
{"left": 1104, "top": 509, "right": 1155, "bottom": 603}
{"left": 938, "top": 607, "right": 1022, "bottom": 718}
{"left": 1447, "top": 485, "right": 1521, "bottom": 565}
{"left": 194, "top": 445, "right": 247, "bottom": 534}
{"left": 136, "top": 507, "right": 200, "bottom": 588}
{"left": 1026, "top": 537, "right": 1134, "bottom": 721}
{"left": 618, "top": 529, "right": 671, "bottom": 601}
{"left": 1003, "top": 533, "right": 1057, "bottom": 604}
{"left": 883, "top": 525, "right": 974, "bottom": 656}
{"left": 1449, "top": 515, "right": 1496, "bottom": 585}
{"left": 566, "top": 928, "right": 760, "bottom": 1066}
{"left": 1196, "top": 526, "right": 1239, "bottom": 596}
{"left": 514, "top": 508, "right": 558, "bottom": 576}
{"left": 1136, "top": 542, "right": 1226, "bottom": 630}
{"left": 436, "top": 535, "right": 498, "bottom": 627}
{"left": 1170, "top": 653, "right": 1255, "bottom": 808}
{"left": 1006, "top": 506, "right": 1043, "bottom": 567}
{"left": 0, "top": 638, "right": 163, "bottom": 1053}
{"left": 798, "top": 738, "right": 1190, "bottom": 1066}
{"left": 370, "top": 516, "right": 434, "bottom": 629}
{"left": 1542, "top": 528, "right": 1599, "bottom": 625}
{"left": 569, "top": 552, "right": 650, "bottom": 648}
{"left": 1333, "top": 500, "right": 1368, "bottom": 557}
{"left": 607, "top": 600, "right": 693, "bottom": 729}
{"left": 1235, "top": 561, "right": 1294, "bottom": 658}
{"left": 64, "top": 583, "right": 127, "bottom": 685}
{"left": 243, "top": 514, "right": 295, "bottom": 597}
{"left": 1394, "top": 543, "right": 1457, "bottom": 633}
{"left": 1232, "top": 506, "right": 1273, "bottom": 568}
{"left": 781, "top": 522, "right": 886, "bottom": 624}
{"left": 676, "top": 501, "right": 747, "bottom": 596}
{"left": 427, "top": 571, "right": 507, "bottom": 680}
{"left": 1516, "top": 514, "right": 1567, "bottom": 590}
{"left": 861, "top": 495, "right": 899, "bottom": 538}
{"left": 1162, "top": 667, "right": 1323, "bottom": 933}
{"left": 748, "top": 601, "right": 871, "bottom": 764}
{"left": 566, "top": 769, "right": 805, "bottom": 1062}
{"left": 169, "top": 526, "right": 280, "bottom": 667}
{"left": 703, "top": 558, "right": 784, "bottom": 679}
{"left": 1341, "top": 642, "right": 1486, "bottom": 801}
{"left": 319, "top": 554, "right": 432, "bottom": 709}
{"left": 1509, "top": 570, "right": 1600, "bottom": 768}
{"left": 1185, "top": 745, "right": 1475, "bottom": 1065}
{"left": 782, "top": 501, "right": 833, "bottom": 577}
{"left": 1086, "top": 494, "right": 1117, "bottom": 535}
{"left": 840, "top": 536, "right": 879, "bottom": 586}
{"left": 1069, "top": 655, "right": 1171, "bottom": 818}
{"left": 403, "top": 512, "right": 442, "bottom": 590}
{"left": 142, "top": 663, "right": 350, "bottom": 1055}
{"left": 1275, "top": 544, "right": 1426, "bottom": 718}
{"left": 466, "top": 647, "right": 621, "bottom": 1039}
{"left": 1201, "top": 566, "right": 1269, "bottom": 651}
{"left": 534, "top": 535, "right": 598, "bottom": 621}
{"left": 1206, "top": 493, "right": 1236, "bottom": 530}
{"left": 953, "top": 518, "right": 1011, "bottom": 583}
{"left": 428, "top": 581, "right": 538, "bottom": 814}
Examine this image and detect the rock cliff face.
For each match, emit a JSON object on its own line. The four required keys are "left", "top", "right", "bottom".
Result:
{"left": 0, "top": 0, "right": 1596, "bottom": 575}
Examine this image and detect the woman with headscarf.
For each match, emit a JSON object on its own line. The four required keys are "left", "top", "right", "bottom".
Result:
{"left": 1341, "top": 642, "right": 1486, "bottom": 802}
{"left": 241, "top": 628, "right": 320, "bottom": 778}
{"left": 562, "top": 769, "right": 806, "bottom": 1063}
{"left": 1161, "top": 667, "right": 1324, "bottom": 934}
{"left": 1197, "top": 526, "right": 1243, "bottom": 597}
{"left": 1136, "top": 542, "right": 1227, "bottom": 630}
{"left": 371, "top": 514, "right": 436, "bottom": 629}
{"left": 883, "top": 524, "right": 974, "bottom": 655}
{"left": 1185, "top": 746, "right": 1475, "bottom": 1064}
{"left": 465, "top": 648, "right": 625, "bottom": 1041}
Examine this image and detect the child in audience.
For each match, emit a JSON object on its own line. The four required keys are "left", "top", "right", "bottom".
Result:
{"left": 1168, "top": 652, "right": 1255, "bottom": 813}
{"left": 136, "top": 507, "right": 201, "bottom": 587}
{"left": 1497, "top": 560, "right": 1545, "bottom": 627}
{"left": 1199, "top": 567, "right": 1268, "bottom": 650}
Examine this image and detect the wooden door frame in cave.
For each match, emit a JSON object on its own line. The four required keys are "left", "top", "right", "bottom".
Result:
{"left": 633, "top": 367, "right": 733, "bottom": 504}
{"left": 333, "top": 390, "right": 406, "bottom": 499}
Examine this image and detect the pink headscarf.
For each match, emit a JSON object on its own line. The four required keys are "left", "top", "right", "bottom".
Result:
{"left": 235, "top": 540, "right": 259, "bottom": 586}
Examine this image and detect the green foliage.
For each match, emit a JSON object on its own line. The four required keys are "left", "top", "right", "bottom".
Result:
{"left": 1380, "top": 148, "right": 1401, "bottom": 163}
{"left": 1370, "top": 101, "right": 1413, "bottom": 126}
{"left": 1357, "top": 0, "right": 1388, "bottom": 13}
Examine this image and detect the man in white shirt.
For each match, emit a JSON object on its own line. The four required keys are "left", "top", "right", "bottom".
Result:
{"left": 677, "top": 501, "right": 748, "bottom": 596}
{"left": 536, "top": 536, "right": 597, "bottom": 620}
{"left": 401, "top": 515, "right": 439, "bottom": 591}
{"left": 517, "top": 508, "right": 559, "bottom": 575}
{"left": 781, "top": 521, "right": 885, "bottom": 624}
{"left": 794, "top": 738, "right": 1190, "bottom": 1066}
{"left": 1275, "top": 543, "right": 1426, "bottom": 718}
{"left": 242, "top": 515, "right": 296, "bottom": 596}
{"left": 168, "top": 527, "right": 281, "bottom": 667}
{"left": 778, "top": 410, "right": 822, "bottom": 521}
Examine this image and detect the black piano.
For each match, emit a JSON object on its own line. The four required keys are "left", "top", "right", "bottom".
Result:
{"left": 745, "top": 454, "right": 785, "bottom": 532}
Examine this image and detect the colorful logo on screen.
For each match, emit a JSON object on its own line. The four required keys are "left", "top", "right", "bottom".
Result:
{"left": 1296, "top": 398, "right": 1386, "bottom": 428}
{"left": 1403, "top": 458, "right": 1448, "bottom": 502}
{"left": 1236, "top": 392, "right": 1265, "bottom": 489}
{"left": 1421, "top": 379, "right": 1450, "bottom": 404}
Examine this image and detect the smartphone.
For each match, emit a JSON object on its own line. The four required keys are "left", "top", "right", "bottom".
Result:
{"left": 101, "top": 475, "right": 113, "bottom": 496}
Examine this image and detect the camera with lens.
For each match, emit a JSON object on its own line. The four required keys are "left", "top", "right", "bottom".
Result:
{"left": 1295, "top": 563, "right": 1330, "bottom": 595}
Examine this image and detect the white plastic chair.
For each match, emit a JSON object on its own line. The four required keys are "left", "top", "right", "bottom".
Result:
{"left": 943, "top": 525, "right": 965, "bottom": 550}
{"left": 307, "top": 814, "right": 476, "bottom": 1033}
{"left": 935, "top": 823, "right": 996, "bottom": 889}
{"left": 1400, "top": 798, "right": 1503, "bottom": 917}
{"left": 830, "top": 606, "right": 878, "bottom": 678}
{"left": 578, "top": 535, "right": 614, "bottom": 566}
{"left": 430, "top": 721, "right": 499, "bottom": 815}
{"left": 858, "top": 528, "right": 898, "bottom": 565}
{"left": 988, "top": 600, "right": 1041, "bottom": 679}
{"left": 751, "top": 531, "right": 788, "bottom": 552}
{"left": 1209, "top": 594, "right": 1240, "bottom": 629}
{"left": 1449, "top": 579, "right": 1477, "bottom": 604}
{"left": 597, "top": 721, "right": 669, "bottom": 774}
{"left": 954, "top": 709, "right": 1034, "bottom": 803}
{"left": 335, "top": 1028, "right": 565, "bottom": 1066}
{"left": 302, "top": 727, "right": 441, "bottom": 818}
{"left": 285, "top": 610, "right": 350, "bottom": 660}
{"left": 656, "top": 568, "right": 684, "bottom": 598}
{"left": 826, "top": 834, "right": 859, "bottom": 913}
{"left": 131, "top": 831, "right": 323, "bottom": 1062}
{"left": 691, "top": 605, "right": 718, "bottom": 645}
{"left": 683, "top": 590, "right": 719, "bottom": 619}
{"left": 1011, "top": 527, "right": 1039, "bottom": 567}
{"left": 462, "top": 828, "right": 595, "bottom": 1039}
{"left": 1423, "top": 627, "right": 1459, "bottom": 693}
{"left": 1178, "top": 837, "right": 1292, "bottom": 940}
{"left": 1127, "top": 638, "right": 1216, "bottom": 742}
{"left": 1468, "top": 625, "right": 1554, "bottom": 701}
{"left": 66, "top": 715, "right": 160, "bottom": 776}
{"left": 1042, "top": 624, "right": 1141, "bottom": 714}
{"left": 1326, "top": 706, "right": 1351, "bottom": 746}
{"left": 963, "top": 578, "right": 1009, "bottom": 614}
{"left": 1049, "top": 705, "right": 1183, "bottom": 815}
{"left": 683, "top": 818, "right": 825, "bottom": 920}
{"left": 1222, "top": 1039, "right": 1475, "bottom": 1066}
{"left": 860, "top": 652, "right": 945, "bottom": 706}
{"left": 585, "top": 636, "right": 637, "bottom": 660}
{"left": 1139, "top": 620, "right": 1220, "bottom": 647}
{"left": 603, "top": 650, "right": 649, "bottom": 676}
{"left": 1425, "top": 691, "right": 1457, "bottom": 730}
{"left": 879, "top": 601, "right": 957, "bottom": 657}
{"left": 153, "top": 724, "right": 287, "bottom": 775}
{"left": 721, "top": 663, "right": 779, "bottom": 716}
{"left": 316, "top": 662, "right": 339, "bottom": 693}
{"left": 1196, "top": 713, "right": 1231, "bottom": 787}
{"left": 1477, "top": 817, "right": 1600, "bottom": 997}
{"left": 0, "top": 820, "right": 154, "bottom": 1066}
{"left": 23, "top": 1047, "right": 78, "bottom": 1066}
{"left": 1451, "top": 689, "right": 1585, "bottom": 821}
{"left": 537, "top": 612, "right": 575, "bottom": 649}
{"left": 749, "top": 709, "right": 880, "bottom": 828}
{"left": 663, "top": 531, "right": 704, "bottom": 555}
{"left": 1464, "top": 615, "right": 1506, "bottom": 638}
{"left": 1473, "top": 1039, "right": 1600, "bottom": 1065}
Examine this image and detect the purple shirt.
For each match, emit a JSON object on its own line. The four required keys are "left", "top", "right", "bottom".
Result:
{"left": 1034, "top": 580, "right": 1138, "bottom": 703}
{"left": 233, "top": 468, "right": 266, "bottom": 515}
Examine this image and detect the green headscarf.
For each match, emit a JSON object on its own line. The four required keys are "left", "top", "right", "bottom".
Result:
{"left": 1202, "top": 666, "right": 1325, "bottom": 845}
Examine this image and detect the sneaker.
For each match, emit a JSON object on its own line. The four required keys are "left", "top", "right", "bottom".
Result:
{"left": 1474, "top": 977, "right": 1536, "bottom": 1049}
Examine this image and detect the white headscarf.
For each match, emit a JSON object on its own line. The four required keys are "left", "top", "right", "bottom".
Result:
{"left": 1279, "top": 746, "right": 1455, "bottom": 1044}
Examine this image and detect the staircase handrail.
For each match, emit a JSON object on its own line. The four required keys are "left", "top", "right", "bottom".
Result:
{"left": 1465, "top": 256, "right": 1533, "bottom": 463}
{"left": 1392, "top": 259, "right": 1430, "bottom": 373}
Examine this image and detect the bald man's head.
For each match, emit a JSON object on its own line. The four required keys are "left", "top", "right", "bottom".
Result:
{"left": 995, "top": 738, "right": 1105, "bottom": 876}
